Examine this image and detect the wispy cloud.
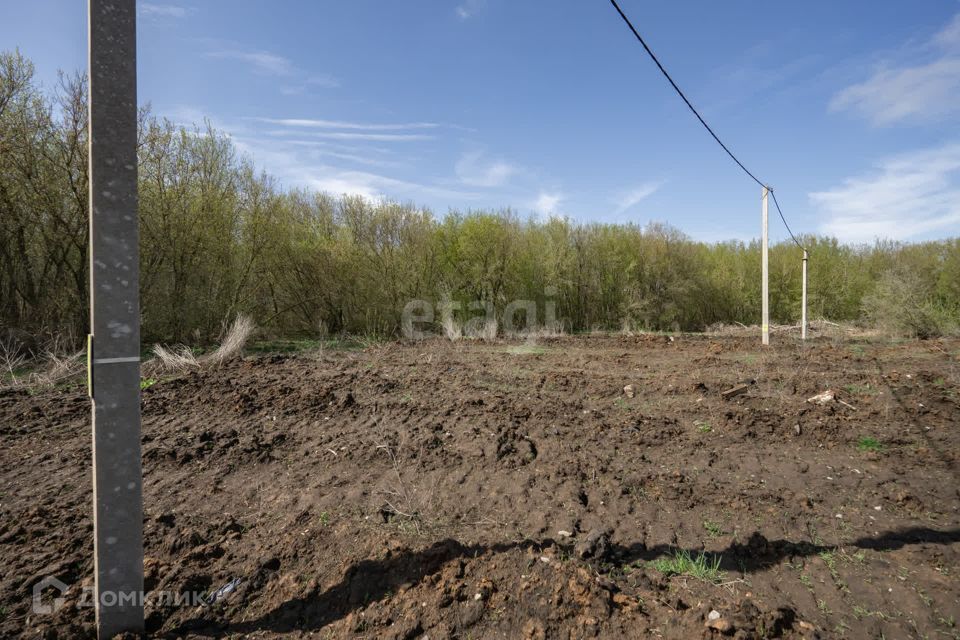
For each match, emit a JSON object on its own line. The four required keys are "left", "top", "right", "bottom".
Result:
{"left": 263, "top": 129, "right": 432, "bottom": 142}
{"left": 456, "top": 0, "right": 486, "bottom": 20}
{"left": 207, "top": 50, "right": 296, "bottom": 76}
{"left": 232, "top": 137, "right": 404, "bottom": 169}
{"left": 613, "top": 182, "right": 662, "bottom": 214}
{"left": 532, "top": 191, "right": 563, "bottom": 217}
{"left": 455, "top": 151, "right": 519, "bottom": 187}
{"left": 935, "top": 12, "right": 960, "bottom": 49}
{"left": 306, "top": 170, "right": 478, "bottom": 202}
{"left": 228, "top": 127, "right": 477, "bottom": 203}
{"left": 810, "top": 143, "right": 960, "bottom": 242}
{"left": 279, "top": 75, "right": 341, "bottom": 93}
{"left": 205, "top": 48, "right": 340, "bottom": 92}
{"left": 831, "top": 12, "right": 960, "bottom": 125}
{"left": 251, "top": 117, "right": 439, "bottom": 131}
{"left": 140, "top": 3, "right": 192, "bottom": 18}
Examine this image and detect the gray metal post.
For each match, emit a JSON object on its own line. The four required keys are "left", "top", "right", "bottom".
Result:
{"left": 801, "top": 249, "right": 808, "bottom": 340}
{"left": 761, "top": 186, "right": 769, "bottom": 346}
{"left": 88, "top": 0, "right": 144, "bottom": 636}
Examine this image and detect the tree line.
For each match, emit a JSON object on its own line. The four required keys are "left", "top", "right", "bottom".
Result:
{"left": 1, "top": 50, "right": 958, "bottom": 349}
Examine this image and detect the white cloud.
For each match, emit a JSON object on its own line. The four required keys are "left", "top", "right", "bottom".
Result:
{"left": 831, "top": 12, "right": 960, "bottom": 125}
{"left": 809, "top": 143, "right": 960, "bottom": 242}
{"left": 455, "top": 151, "right": 518, "bottom": 187}
{"left": 140, "top": 3, "right": 191, "bottom": 18}
{"left": 613, "top": 182, "right": 662, "bottom": 214}
{"left": 456, "top": 0, "right": 486, "bottom": 20}
{"left": 533, "top": 191, "right": 563, "bottom": 217}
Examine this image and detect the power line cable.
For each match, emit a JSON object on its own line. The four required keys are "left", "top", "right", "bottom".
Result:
{"left": 607, "top": 0, "right": 807, "bottom": 250}
{"left": 770, "top": 189, "right": 804, "bottom": 250}
{"left": 607, "top": 0, "right": 764, "bottom": 188}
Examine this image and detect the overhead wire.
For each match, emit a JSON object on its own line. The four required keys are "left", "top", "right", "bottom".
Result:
{"left": 770, "top": 190, "right": 804, "bottom": 250}
{"left": 607, "top": 0, "right": 807, "bottom": 250}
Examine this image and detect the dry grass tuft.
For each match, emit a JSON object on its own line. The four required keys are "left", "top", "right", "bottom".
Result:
{"left": 150, "top": 344, "right": 200, "bottom": 373}
{"left": 525, "top": 321, "right": 566, "bottom": 339}
{"left": 705, "top": 322, "right": 753, "bottom": 336}
{"left": 441, "top": 314, "right": 462, "bottom": 341}
{"left": 204, "top": 315, "right": 256, "bottom": 367}
{"left": 33, "top": 349, "right": 85, "bottom": 385}
{"left": 0, "top": 338, "right": 28, "bottom": 386}
{"left": 1, "top": 335, "right": 85, "bottom": 388}
{"left": 465, "top": 318, "right": 498, "bottom": 342}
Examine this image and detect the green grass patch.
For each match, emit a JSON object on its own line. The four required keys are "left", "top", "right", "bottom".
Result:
{"left": 703, "top": 520, "right": 725, "bottom": 538}
{"left": 843, "top": 383, "right": 878, "bottom": 396}
{"left": 503, "top": 345, "right": 548, "bottom": 355}
{"left": 696, "top": 421, "right": 712, "bottom": 434}
{"left": 650, "top": 549, "right": 724, "bottom": 583}
{"left": 856, "top": 436, "right": 883, "bottom": 452}
{"left": 139, "top": 378, "right": 158, "bottom": 391}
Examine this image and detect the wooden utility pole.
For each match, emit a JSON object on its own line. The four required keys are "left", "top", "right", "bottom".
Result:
{"left": 88, "top": 0, "right": 144, "bottom": 636}
{"left": 801, "top": 249, "right": 808, "bottom": 340}
{"left": 761, "top": 186, "right": 769, "bottom": 346}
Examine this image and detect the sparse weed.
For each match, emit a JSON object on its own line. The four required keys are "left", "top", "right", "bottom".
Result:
{"left": 651, "top": 549, "right": 724, "bottom": 583}
{"left": 856, "top": 436, "right": 883, "bottom": 452}
{"left": 843, "top": 383, "right": 877, "bottom": 396}
{"left": 853, "top": 605, "right": 887, "bottom": 620}
{"left": 820, "top": 550, "right": 837, "bottom": 574}
{"left": 703, "top": 520, "right": 724, "bottom": 538}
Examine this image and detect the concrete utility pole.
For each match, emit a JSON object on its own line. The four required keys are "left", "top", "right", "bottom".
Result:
{"left": 801, "top": 249, "right": 808, "bottom": 340}
{"left": 88, "top": 0, "right": 144, "bottom": 636}
{"left": 761, "top": 186, "right": 769, "bottom": 346}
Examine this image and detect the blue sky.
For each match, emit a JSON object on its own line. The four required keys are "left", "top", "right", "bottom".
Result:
{"left": 5, "top": 1, "right": 960, "bottom": 244}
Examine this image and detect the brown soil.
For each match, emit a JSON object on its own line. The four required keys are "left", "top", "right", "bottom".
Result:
{"left": 2, "top": 334, "right": 959, "bottom": 639}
